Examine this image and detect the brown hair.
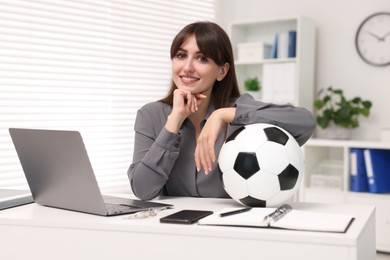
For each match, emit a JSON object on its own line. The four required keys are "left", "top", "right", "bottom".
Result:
{"left": 160, "top": 21, "right": 240, "bottom": 109}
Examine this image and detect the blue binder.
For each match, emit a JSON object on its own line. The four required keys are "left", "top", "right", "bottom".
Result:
{"left": 271, "top": 33, "right": 278, "bottom": 59}
{"left": 349, "top": 148, "right": 369, "bottom": 192}
{"left": 287, "top": 31, "right": 297, "bottom": 58}
{"left": 363, "top": 149, "right": 390, "bottom": 193}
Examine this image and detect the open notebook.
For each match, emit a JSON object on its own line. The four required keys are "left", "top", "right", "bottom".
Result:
{"left": 198, "top": 207, "right": 355, "bottom": 233}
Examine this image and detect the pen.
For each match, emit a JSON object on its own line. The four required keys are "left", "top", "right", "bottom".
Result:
{"left": 219, "top": 207, "right": 252, "bottom": 217}
{"left": 263, "top": 204, "right": 292, "bottom": 226}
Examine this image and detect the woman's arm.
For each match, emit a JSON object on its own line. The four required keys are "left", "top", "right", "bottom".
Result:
{"left": 128, "top": 106, "right": 181, "bottom": 200}
{"left": 195, "top": 93, "right": 316, "bottom": 173}
{"left": 232, "top": 93, "right": 316, "bottom": 146}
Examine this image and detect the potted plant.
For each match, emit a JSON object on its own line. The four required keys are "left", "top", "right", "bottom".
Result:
{"left": 314, "top": 86, "right": 372, "bottom": 139}
{"left": 244, "top": 77, "right": 261, "bottom": 100}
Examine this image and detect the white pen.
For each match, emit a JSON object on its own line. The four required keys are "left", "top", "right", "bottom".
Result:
{"left": 263, "top": 204, "right": 292, "bottom": 226}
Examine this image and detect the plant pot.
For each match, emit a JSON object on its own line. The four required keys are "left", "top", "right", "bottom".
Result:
{"left": 325, "top": 123, "right": 352, "bottom": 140}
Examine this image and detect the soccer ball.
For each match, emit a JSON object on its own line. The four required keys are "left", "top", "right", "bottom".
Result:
{"left": 218, "top": 123, "right": 304, "bottom": 207}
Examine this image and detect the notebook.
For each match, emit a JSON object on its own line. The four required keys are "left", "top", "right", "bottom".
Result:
{"left": 9, "top": 128, "right": 172, "bottom": 216}
{"left": 198, "top": 206, "right": 354, "bottom": 233}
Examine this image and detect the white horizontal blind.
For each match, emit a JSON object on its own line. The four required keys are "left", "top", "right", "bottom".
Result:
{"left": 0, "top": 0, "right": 215, "bottom": 193}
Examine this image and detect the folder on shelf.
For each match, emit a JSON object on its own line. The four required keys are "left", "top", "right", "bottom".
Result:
{"left": 349, "top": 148, "right": 369, "bottom": 192}
{"left": 277, "top": 30, "right": 297, "bottom": 59}
{"left": 287, "top": 31, "right": 297, "bottom": 58}
{"left": 198, "top": 206, "right": 354, "bottom": 233}
{"left": 262, "top": 62, "right": 296, "bottom": 105}
{"left": 363, "top": 149, "right": 390, "bottom": 193}
{"left": 277, "top": 31, "right": 288, "bottom": 59}
{"left": 271, "top": 33, "right": 278, "bottom": 59}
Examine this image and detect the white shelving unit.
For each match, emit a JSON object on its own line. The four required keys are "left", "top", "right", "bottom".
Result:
{"left": 301, "top": 138, "right": 390, "bottom": 252}
{"left": 229, "top": 16, "right": 315, "bottom": 111}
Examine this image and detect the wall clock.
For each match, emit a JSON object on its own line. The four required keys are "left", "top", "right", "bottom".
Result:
{"left": 355, "top": 12, "right": 390, "bottom": 66}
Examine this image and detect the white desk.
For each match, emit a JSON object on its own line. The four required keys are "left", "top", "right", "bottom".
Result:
{"left": 0, "top": 196, "right": 375, "bottom": 260}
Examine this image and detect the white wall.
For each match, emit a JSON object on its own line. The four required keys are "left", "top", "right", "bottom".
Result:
{"left": 216, "top": 0, "right": 390, "bottom": 140}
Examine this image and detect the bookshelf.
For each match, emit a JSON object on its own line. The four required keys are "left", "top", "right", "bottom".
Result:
{"left": 229, "top": 16, "right": 315, "bottom": 111}
{"left": 301, "top": 138, "right": 390, "bottom": 252}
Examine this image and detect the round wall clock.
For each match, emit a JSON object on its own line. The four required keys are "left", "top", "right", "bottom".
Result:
{"left": 355, "top": 12, "right": 390, "bottom": 66}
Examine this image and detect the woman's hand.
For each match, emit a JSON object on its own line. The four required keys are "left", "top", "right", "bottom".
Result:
{"left": 195, "top": 107, "right": 236, "bottom": 174}
{"left": 165, "top": 89, "right": 207, "bottom": 134}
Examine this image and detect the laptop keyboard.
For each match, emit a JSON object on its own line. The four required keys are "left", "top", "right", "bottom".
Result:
{"left": 105, "top": 203, "right": 139, "bottom": 214}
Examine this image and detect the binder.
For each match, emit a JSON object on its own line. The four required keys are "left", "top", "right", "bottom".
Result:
{"left": 363, "top": 149, "right": 390, "bottom": 193}
{"left": 262, "top": 62, "right": 296, "bottom": 104}
{"left": 276, "top": 31, "right": 297, "bottom": 59}
{"left": 349, "top": 148, "right": 369, "bottom": 192}
{"left": 287, "top": 31, "right": 297, "bottom": 58}
{"left": 277, "top": 32, "right": 288, "bottom": 58}
{"left": 271, "top": 33, "right": 278, "bottom": 59}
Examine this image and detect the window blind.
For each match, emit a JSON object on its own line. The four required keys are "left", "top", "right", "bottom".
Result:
{"left": 0, "top": 0, "right": 215, "bottom": 193}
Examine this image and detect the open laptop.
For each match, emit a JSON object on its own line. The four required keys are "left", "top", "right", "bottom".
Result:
{"left": 9, "top": 128, "right": 172, "bottom": 216}
{"left": 0, "top": 189, "right": 34, "bottom": 210}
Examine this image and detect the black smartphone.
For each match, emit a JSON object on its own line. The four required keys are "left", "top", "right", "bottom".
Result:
{"left": 160, "top": 210, "right": 213, "bottom": 224}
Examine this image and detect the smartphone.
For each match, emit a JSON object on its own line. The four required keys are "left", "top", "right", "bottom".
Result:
{"left": 160, "top": 210, "right": 213, "bottom": 224}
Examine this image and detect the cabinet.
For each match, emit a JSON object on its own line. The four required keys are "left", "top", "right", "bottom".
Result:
{"left": 301, "top": 138, "right": 390, "bottom": 252}
{"left": 229, "top": 16, "right": 315, "bottom": 111}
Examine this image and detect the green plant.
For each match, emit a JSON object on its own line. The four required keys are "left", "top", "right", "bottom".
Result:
{"left": 244, "top": 77, "right": 261, "bottom": 91}
{"left": 314, "top": 86, "right": 372, "bottom": 129}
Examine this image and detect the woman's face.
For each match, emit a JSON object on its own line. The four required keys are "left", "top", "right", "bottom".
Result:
{"left": 172, "top": 34, "right": 228, "bottom": 96}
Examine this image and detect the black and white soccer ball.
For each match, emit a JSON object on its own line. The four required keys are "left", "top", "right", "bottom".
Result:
{"left": 218, "top": 123, "right": 304, "bottom": 207}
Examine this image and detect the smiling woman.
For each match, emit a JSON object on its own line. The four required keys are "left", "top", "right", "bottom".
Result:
{"left": 0, "top": 0, "right": 216, "bottom": 192}
{"left": 127, "top": 21, "right": 316, "bottom": 201}
{"left": 171, "top": 34, "right": 230, "bottom": 98}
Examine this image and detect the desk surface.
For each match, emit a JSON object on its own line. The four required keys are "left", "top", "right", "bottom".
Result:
{"left": 0, "top": 196, "right": 376, "bottom": 260}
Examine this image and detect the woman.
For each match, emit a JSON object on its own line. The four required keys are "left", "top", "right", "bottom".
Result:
{"left": 128, "top": 21, "right": 315, "bottom": 200}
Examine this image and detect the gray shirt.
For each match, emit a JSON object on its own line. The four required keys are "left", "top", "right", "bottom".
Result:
{"left": 128, "top": 93, "right": 315, "bottom": 200}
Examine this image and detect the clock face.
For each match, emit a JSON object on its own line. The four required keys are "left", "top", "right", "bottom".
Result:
{"left": 355, "top": 12, "right": 390, "bottom": 66}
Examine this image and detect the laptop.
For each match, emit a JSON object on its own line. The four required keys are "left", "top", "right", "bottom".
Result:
{"left": 0, "top": 189, "right": 34, "bottom": 210}
{"left": 9, "top": 128, "right": 172, "bottom": 216}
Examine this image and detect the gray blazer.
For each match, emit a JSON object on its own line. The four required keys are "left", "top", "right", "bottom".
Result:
{"left": 128, "top": 93, "right": 315, "bottom": 200}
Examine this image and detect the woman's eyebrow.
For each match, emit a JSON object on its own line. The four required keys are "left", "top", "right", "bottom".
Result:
{"left": 177, "top": 47, "right": 203, "bottom": 55}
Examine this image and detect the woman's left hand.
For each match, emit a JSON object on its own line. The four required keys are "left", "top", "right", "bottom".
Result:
{"left": 195, "top": 107, "right": 236, "bottom": 174}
